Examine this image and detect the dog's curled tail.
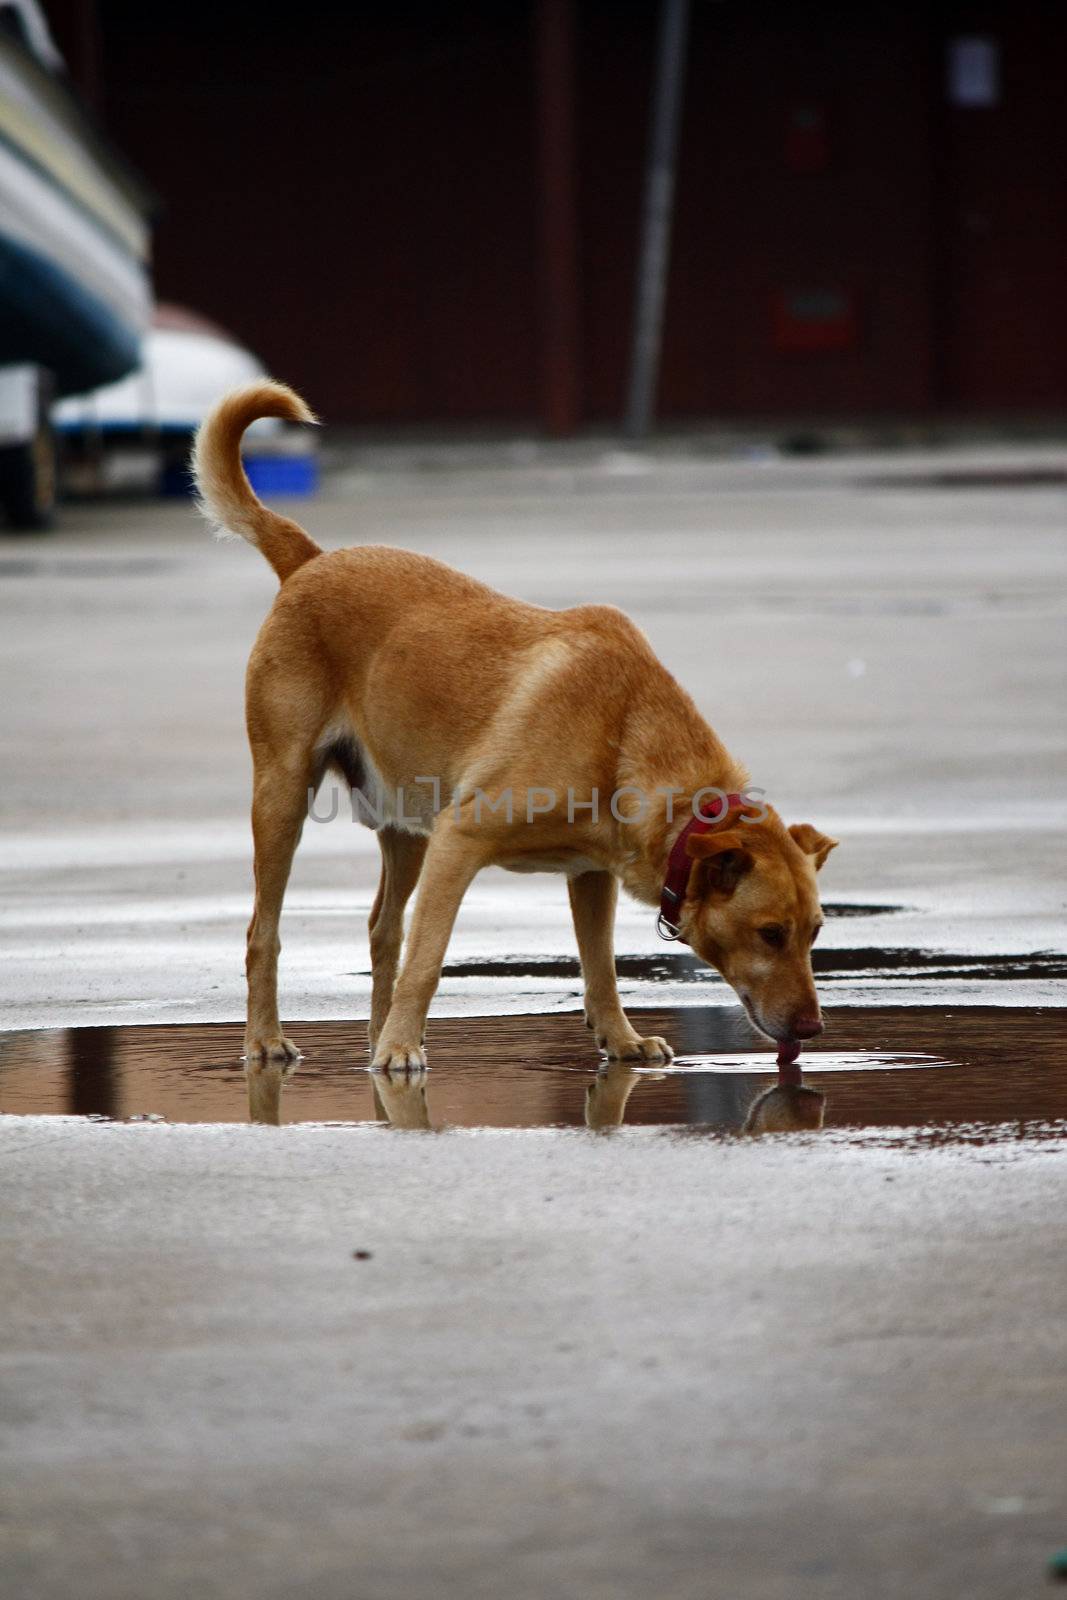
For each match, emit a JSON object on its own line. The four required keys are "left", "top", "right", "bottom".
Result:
{"left": 192, "top": 381, "right": 321, "bottom": 582}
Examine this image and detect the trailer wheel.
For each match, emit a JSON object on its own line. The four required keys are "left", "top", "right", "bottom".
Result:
{"left": 0, "top": 418, "right": 57, "bottom": 531}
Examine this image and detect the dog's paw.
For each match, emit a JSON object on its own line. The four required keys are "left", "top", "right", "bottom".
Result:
{"left": 599, "top": 1032, "right": 674, "bottom": 1063}
{"left": 244, "top": 1033, "right": 301, "bottom": 1063}
{"left": 375, "top": 1063, "right": 428, "bottom": 1088}
{"left": 371, "top": 1038, "right": 428, "bottom": 1072}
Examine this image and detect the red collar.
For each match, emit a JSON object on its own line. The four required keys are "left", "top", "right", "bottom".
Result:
{"left": 657, "top": 791, "right": 746, "bottom": 941}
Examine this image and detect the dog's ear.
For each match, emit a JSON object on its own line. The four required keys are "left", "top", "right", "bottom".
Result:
{"left": 686, "top": 829, "right": 754, "bottom": 895}
{"left": 788, "top": 823, "right": 839, "bottom": 871}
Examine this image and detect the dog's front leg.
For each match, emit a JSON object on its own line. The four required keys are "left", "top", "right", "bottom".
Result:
{"left": 368, "top": 827, "right": 429, "bottom": 1053}
{"left": 568, "top": 870, "right": 673, "bottom": 1062}
{"left": 371, "top": 825, "right": 486, "bottom": 1071}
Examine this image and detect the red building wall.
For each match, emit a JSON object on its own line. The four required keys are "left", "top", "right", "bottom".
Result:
{"left": 52, "top": 0, "right": 1067, "bottom": 426}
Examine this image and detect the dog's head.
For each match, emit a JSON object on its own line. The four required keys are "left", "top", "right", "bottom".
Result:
{"left": 678, "top": 809, "right": 837, "bottom": 1046}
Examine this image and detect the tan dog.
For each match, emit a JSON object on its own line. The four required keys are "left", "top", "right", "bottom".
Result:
{"left": 193, "top": 382, "right": 838, "bottom": 1071}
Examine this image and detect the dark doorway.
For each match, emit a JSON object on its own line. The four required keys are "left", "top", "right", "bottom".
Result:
{"left": 937, "top": 10, "right": 1067, "bottom": 408}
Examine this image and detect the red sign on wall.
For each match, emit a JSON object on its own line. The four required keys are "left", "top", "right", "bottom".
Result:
{"left": 772, "top": 288, "right": 858, "bottom": 353}
{"left": 785, "top": 104, "right": 830, "bottom": 172}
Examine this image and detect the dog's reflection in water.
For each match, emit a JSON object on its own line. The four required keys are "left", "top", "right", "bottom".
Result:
{"left": 244, "top": 1059, "right": 655, "bottom": 1131}
{"left": 742, "top": 1082, "right": 825, "bottom": 1134}
{"left": 371, "top": 1067, "right": 433, "bottom": 1130}
{"left": 244, "top": 1058, "right": 434, "bottom": 1128}
{"left": 370, "top": 1062, "right": 665, "bottom": 1132}
{"left": 587, "top": 1066, "right": 826, "bottom": 1134}
{"left": 245, "top": 1057, "right": 825, "bottom": 1134}
{"left": 585, "top": 1063, "right": 660, "bottom": 1130}
{"left": 245, "top": 1059, "right": 295, "bottom": 1126}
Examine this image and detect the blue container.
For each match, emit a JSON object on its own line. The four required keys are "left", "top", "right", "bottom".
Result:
{"left": 244, "top": 454, "right": 318, "bottom": 498}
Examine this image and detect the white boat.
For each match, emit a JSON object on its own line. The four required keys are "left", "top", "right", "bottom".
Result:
{"left": 53, "top": 303, "right": 313, "bottom": 499}
{"left": 0, "top": 0, "right": 152, "bottom": 524}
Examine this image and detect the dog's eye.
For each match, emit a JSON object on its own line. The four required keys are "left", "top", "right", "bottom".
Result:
{"left": 757, "top": 925, "right": 787, "bottom": 949}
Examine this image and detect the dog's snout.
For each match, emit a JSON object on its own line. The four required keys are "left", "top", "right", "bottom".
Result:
{"left": 791, "top": 1012, "right": 824, "bottom": 1040}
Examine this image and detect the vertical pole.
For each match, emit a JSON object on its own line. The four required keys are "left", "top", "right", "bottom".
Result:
{"left": 47, "top": 0, "right": 104, "bottom": 112}
{"left": 623, "top": 0, "right": 691, "bottom": 438}
{"left": 535, "top": 0, "right": 581, "bottom": 435}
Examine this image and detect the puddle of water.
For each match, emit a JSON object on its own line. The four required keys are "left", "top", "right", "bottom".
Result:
{"left": 0, "top": 1006, "right": 1063, "bottom": 1136}
{"left": 437, "top": 950, "right": 1067, "bottom": 984}
{"left": 819, "top": 902, "right": 905, "bottom": 918}
{"left": 860, "top": 468, "right": 1067, "bottom": 491}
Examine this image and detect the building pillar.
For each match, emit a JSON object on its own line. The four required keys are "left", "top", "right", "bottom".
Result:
{"left": 535, "top": 0, "right": 581, "bottom": 435}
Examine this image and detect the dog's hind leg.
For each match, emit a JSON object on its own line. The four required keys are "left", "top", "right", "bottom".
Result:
{"left": 244, "top": 752, "right": 314, "bottom": 1062}
{"left": 368, "top": 826, "right": 428, "bottom": 1053}
{"left": 243, "top": 613, "right": 334, "bottom": 1061}
{"left": 568, "top": 870, "right": 674, "bottom": 1062}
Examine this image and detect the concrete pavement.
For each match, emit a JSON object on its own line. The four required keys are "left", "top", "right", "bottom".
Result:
{"left": 2, "top": 442, "right": 1066, "bottom": 1598}
{"left": 2, "top": 1117, "right": 1065, "bottom": 1600}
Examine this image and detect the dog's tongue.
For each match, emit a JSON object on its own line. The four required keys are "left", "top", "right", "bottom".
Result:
{"left": 776, "top": 1040, "right": 803, "bottom": 1086}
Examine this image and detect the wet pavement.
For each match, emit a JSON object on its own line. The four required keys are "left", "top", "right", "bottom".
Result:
{"left": 2, "top": 448, "right": 1066, "bottom": 1034}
